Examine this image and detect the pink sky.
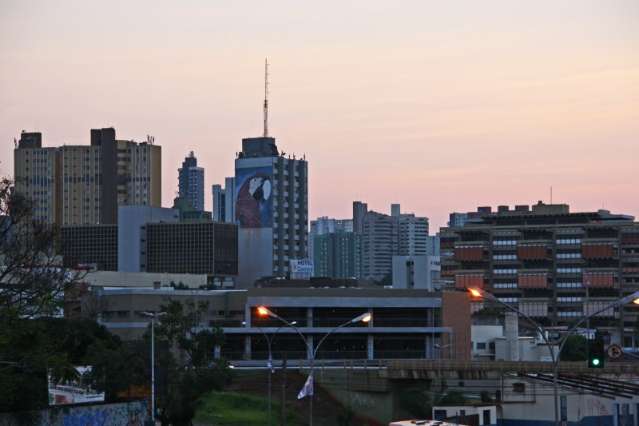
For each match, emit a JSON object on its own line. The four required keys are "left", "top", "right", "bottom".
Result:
{"left": 1, "top": 0, "right": 638, "bottom": 229}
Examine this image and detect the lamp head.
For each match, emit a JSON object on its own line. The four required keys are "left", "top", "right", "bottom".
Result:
{"left": 257, "top": 306, "right": 272, "bottom": 317}
{"left": 468, "top": 287, "right": 483, "bottom": 299}
{"left": 352, "top": 312, "right": 372, "bottom": 323}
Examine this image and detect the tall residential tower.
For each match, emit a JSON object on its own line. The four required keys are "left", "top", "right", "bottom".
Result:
{"left": 178, "top": 151, "right": 204, "bottom": 212}
{"left": 13, "top": 128, "right": 161, "bottom": 225}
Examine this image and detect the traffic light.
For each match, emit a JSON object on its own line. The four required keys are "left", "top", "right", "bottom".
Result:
{"left": 588, "top": 338, "right": 605, "bottom": 369}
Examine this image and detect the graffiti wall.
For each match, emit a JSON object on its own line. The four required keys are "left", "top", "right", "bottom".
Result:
{"left": 0, "top": 400, "right": 148, "bottom": 426}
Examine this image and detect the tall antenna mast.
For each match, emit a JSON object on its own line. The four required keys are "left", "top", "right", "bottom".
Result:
{"left": 263, "top": 58, "right": 269, "bottom": 137}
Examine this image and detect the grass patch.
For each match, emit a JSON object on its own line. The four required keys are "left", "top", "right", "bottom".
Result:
{"left": 195, "top": 391, "right": 298, "bottom": 425}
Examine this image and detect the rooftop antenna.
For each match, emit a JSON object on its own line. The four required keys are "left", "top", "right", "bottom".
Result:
{"left": 263, "top": 58, "right": 269, "bottom": 137}
{"left": 550, "top": 186, "right": 553, "bottom": 204}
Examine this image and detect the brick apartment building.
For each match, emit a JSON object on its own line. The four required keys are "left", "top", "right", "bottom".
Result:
{"left": 440, "top": 201, "right": 639, "bottom": 347}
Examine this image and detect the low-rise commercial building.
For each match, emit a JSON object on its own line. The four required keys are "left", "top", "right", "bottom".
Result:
{"left": 85, "top": 287, "right": 470, "bottom": 362}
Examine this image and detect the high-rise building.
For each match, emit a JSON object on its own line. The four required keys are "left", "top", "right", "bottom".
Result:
{"left": 178, "top": 151, "right": 204, "bottom": 212}
{"left": 13, "top": 128, "right": 161, "bottom": 225}
{"left": 313, "top": 231, "right": 360, "bottom": 279}
{"left": 212, "top": 177, "right": 236, "bottom": 223}
{"left": 355, "top": 202, "right": 429, "bottom": 281}
{"left": 440, "top": 202, "right": 639, "bottom": 346}
{"left": 212, "top": 184, "right": 225, "bottom": 221}
{"left": 235, "top": 136, "right": 308, "bottom": 286}
{"left": 309, "top": 216, "right": 353, "bottom": 261}
{"left": 353, "top": 201, "right": 368, "bottom": 234}
{"left": 13, "top": 132, "right": 59, "bottom": 224}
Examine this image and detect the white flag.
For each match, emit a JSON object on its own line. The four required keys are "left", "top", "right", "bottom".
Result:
{"left": 297, "top": 374, "right": 314, "bottom": 399}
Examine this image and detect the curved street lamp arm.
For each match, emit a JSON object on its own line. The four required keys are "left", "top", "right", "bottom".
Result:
{"left": 557, "top": 296, "right": 632, "bottom": 352}
{"left": 312, "top": 319, "right": 356, "bottom": 360}
{"left": 269, "top": 312, "right": 311, "bottom": 354}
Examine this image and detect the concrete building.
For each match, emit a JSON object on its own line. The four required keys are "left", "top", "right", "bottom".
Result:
{"left": 392, "top": 255, "right": 440, "bottom": 291}
{"left": 85, "top": 286, "right": 470, "bottom": 363}
{"left": 178, "top": 151, "right": 204, "bottom": 211}
{"left": 234, "top": 136, "right": 308, "bottom": 287}
{"left": 118, "top": 206, "right": 179, "bottom": 272}
{"left": 82, "top": 271, "right": 208, "bottom": 289}
{"left": 356, "top": 202, "right": 430, "bottom": 281}
{"left": 13, "top": 128, "right": 161, "bottom": 225}
{"left": 441, "top": 202, "right": 639, "bottom": 346}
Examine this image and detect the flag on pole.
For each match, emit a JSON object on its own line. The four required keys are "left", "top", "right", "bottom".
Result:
{"left": 297, "top": 373, "right": 314, "bottom": 399}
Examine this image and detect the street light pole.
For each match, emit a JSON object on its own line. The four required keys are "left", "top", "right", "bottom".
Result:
{"left": 256, "top": 306, "right": 371, "bottom": 426}
{"left": 141, "top": 311, "right": 166, "bottom": 424}
{"left": 306, "top": 312, "right": 371, "bottom": 426}
{"left": 468, "top": 288, "right": 639, "bottom": 426}
{"left": 254, "top": 321, "right": 297, "bottom": 426}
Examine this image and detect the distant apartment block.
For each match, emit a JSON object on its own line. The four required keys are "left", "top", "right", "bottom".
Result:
{"left": 440, "top": 201, "right": 639, "bottom": 347}
{"left": 13, "top": 128, "right": 161, "bottom": 225}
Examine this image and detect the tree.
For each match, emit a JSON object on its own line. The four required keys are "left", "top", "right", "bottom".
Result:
{"left": 153, "top": 300, "right": 230, "bottom": 425}
{"left": 560, "top": 335, "right": 588, "bottom": 361}
{"left": 0, "top": 177, "right": 84, "bottom": 318}
{"left": 0, "top": 177, "right": 88, "bottom": 413}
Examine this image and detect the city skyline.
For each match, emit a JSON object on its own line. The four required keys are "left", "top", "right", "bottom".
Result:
{"left": 1, "top": 0, "right": 638, "bottom": 229}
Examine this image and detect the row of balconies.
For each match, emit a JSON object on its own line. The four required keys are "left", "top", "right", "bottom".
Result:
{"left": 471, "top": 298, "right": 628, "bottom": 318}
{"left": 454, "top": 241, "right": 619, "bottom": 262}
{"left": 455, "top": 270, "right": 618, "bottom": 290}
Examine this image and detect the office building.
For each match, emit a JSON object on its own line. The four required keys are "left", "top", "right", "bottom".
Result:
{"left": 142, "top": 221, "right": 238, "bottom": 276}
{"left": 60, "top": 225, "right": 118, "bottom": 271}
{"left": 118, "top": 206, "right": 180, "bottom": 272}
{"left": 355, "top": 202, "right": 430, "bottom": 281}
{"left": 440, "top": 201, "right": 639, "bottom": 346}
{"left": 178, "top": 151, "right": 204, "bottom": 211}
{"left": 234, "top": 136, "right": 308, "bottom": 286}
{"left": 13, "top": 128, "right": 161, "bottom": 225}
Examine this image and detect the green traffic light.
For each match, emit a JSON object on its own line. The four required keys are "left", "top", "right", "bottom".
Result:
{"left": 592, "top": 358, "right": 600, "bottom": 366}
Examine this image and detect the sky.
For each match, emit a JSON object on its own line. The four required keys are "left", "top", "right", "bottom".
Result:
{"left": 1, "top": 0, "right": 638, "bottom": 229}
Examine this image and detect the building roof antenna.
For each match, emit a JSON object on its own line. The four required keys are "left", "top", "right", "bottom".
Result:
{"left": 263, "top": 58, "right": 269, "bottom": 138}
